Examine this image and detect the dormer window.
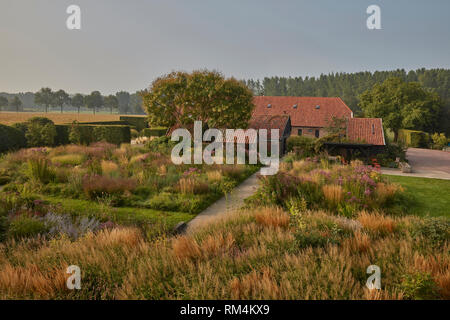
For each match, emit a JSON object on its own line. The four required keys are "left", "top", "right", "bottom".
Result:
{"left": 293, "top": 104, "right": 298, "bottom": 109}
{"left": 267, "top": 104, "right": 272, "bottom": 108}
{"left": 315, "top": 105, "right": 320, "bottom": 109}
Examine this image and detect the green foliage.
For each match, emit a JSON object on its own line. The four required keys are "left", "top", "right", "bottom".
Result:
{"left": 0, "top": 124, "right": 26, "bottom": 153}
{"left": 411, "top": 217, "right": 450, "bottom": 248}
{"left": 28, "top": 158, "right": 55, "bottom": 184}
{"left": 431, "top": 133, "right": 447, "bottom": 149}
{"left": 142, "top": 70, "right": 254, "bottom": 129}
{"left": 93, "top": 125, "right": 131, "bottom": 145}
{"left": 141, "top": 127, "right": 167, "bottom": 137}
{"left": 69, "top": 122, "right": 131, "bottom": 145}
{"left": 359, "top": 77, "right": 442, "bottom": 140}
{"left": 399, "top": 273, "right": 440, "bottom": 300}
{"left": 119, "top": 116, "right": 148, "bottom": 131}
{"left": 7, "top": 214, "right": 49, "bottom": 240}
{"left": 246, "top": 68, "right": 450, "bottom": 135}
{"left": 286, "top": 136, "right": 315, "bottom": 155}
{"left": 398, "top": 129, "right": 430, "bottom": 148}
{"left": 54, "top": 125, "right": 70, "bottom": 145}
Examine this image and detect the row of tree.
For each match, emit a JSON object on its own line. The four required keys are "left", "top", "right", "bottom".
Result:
{"left": 244, "top": 68, "right": 450, "bottom": 134}
{"left": 0, "top": 89, "right": 145, "bottom": 115}
{"left": 0, "top": 96, "right": 22, "bottom": 112}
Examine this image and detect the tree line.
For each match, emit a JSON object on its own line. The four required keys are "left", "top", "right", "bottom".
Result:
{"left": 244, "top": 68, "right": 450, "bottom": 134}
{"left": 0, "top": 89, "right": 145, "bottom": 115}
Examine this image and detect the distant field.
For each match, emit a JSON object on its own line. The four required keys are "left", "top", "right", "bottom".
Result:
{"left": 0, "top": 112, "right": 145, "bottom": 125}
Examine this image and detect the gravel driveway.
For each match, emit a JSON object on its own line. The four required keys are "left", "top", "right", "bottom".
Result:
{"left": 407, "top": 148, "right": 450, "bottom": 173}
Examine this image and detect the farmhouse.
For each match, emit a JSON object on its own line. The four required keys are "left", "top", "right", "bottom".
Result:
{"left": 251, "top": 96, "right": 386, "bottom": 157}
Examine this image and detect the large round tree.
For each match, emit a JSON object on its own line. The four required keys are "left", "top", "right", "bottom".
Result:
{"left": 142, "top": 70, "right": 255, "bottom": 129}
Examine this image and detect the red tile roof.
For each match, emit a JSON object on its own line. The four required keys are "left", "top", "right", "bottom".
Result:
{"left": 252, "top": 96, "right": 353, "bottom": 128}
{"left": 347, "top": 118, "right": 385, "bottom": 146}
{"left": 216, "top": 115, "right": 290, "bottom": 144}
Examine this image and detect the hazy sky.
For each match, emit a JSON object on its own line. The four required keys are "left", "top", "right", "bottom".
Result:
{"left": 1, "top": 0, "right": 449, "bottom": 94}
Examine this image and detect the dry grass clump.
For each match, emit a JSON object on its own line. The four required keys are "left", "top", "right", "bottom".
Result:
{"left": 177, "top": 178, "right": 209, "bottom": 195}
{"left": 206, "top": 170, "right": 222, "bottom": 183}
{"left": 101, "top": 160, "right": 119, "bottom": 176}
{"left": 322, "top": 184, "right": 343, "bottom": 204}
{"left": 357, "top": 211, "right": 397, "bottom": 235}
{"left": 255, "top": 207, "right": 290, "bottom": 229}
{"left": 0, "top": 208, "right": 448, "bottom": 300}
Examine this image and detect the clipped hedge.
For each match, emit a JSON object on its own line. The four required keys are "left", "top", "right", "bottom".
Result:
{"left": 55, "top": 125, "right": 70, "bottom": 145}
{"left": 68, "top": 123, "right": 131, "bottom": 145}
{"left": 119, "top": 116, "right": 148, "bottom": 131}
{"left": 0, "top": 124, "right": 26, "bottom": 153}
{"left": 141, "top": 127, "right": 168, "bottom": 137}
{"left": 398, "top": 129, "right": 430, "bottom": 148}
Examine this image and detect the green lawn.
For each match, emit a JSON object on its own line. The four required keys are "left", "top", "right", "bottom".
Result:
{"left": 44, "top": 196, "right": 195, "bottom": 229}
{"left": 384, "top": 175, "right": 450, "bottom": 218}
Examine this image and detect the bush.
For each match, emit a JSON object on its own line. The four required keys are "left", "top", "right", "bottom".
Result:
{"left": 119, "top": 116, "right": 148, "bottom": 131}
{"left": 93, "top": 125, "right": 131, "bottom": 145}
{"left": 69, "top": 122, "right": 131, "bottom": 145}
{"left": 411, "top": 217, "right": 450, "bottom": 248}
{"left": 286, "top": 136, "right": 315, "bottom": 156}
{"left": 141, "top": 127, "right": 167, "bottom": 137}
{"left": 55, "top": 125, "right": 70, "bottom": 145}
{"left": 431, "top": 133, "right": 447, "bottom": 150}
{"left": 130, "top": 129, "right": 139, "bottom": 139}
{"left": 0, "top": 124, "right": 26, "bottom": 153}
{"left": 24, "top": 117, "right": 57, "bottom": 147}
{"left": 7, "top": 214, "right": 49, "bottom": 240}
{"left": 82, "top": 175, "right": 136, "bottom": 200}
{"left": 399, "top": 273, "right": 441, "bottom": 300}
{"left": 398, "top": 129, "right": 430, "bottom": 148}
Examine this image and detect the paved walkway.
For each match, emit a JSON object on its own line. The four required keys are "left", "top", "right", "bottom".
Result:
{"left": 381, "top": 148, "right": 450, "bottom": 180}
{"left": 186, "top": 170, "right": 261, "bottom": 233}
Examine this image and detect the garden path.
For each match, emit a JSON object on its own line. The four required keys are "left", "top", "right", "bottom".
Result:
{"left": 186, "top": 169, "right": 261, "bottom": 233}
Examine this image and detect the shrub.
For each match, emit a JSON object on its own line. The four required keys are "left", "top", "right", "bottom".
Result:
{"left": 431, "top": 133, "right": 447, "bottom": 150}
{"left": 141, "top": 127, "right": 167, "bottom": 137}
{"left": 7, "top": 214, "right": 49, "bottom": 240}
{"left": 69, "top": 122, "right": 131, "bottom": 145}
{"left": 24, "top": 117, "right": 57, "bottom": 147}
{"left": 286, "top": 135, "right": 315, "bottom": 156}
{"left": 119, "top": 116, "right": 148, "bottom": 131}
{"left": 130, "top": 129, "right": 139, "bottom": 139}
{"left": 93, "top": 125, "right": 131, "bottom": 145}
{"left": 398, "top": 129, "right": 429, "bottom": 148}
{"left": 411, "top": 217, "right": 450, "bottom": 248}
{"left": 0, "top": 124, "right": 27, "bottom": 153}
{"left": 399, "top": 273, "right": 440, "bottom": 300}
{"left": 82, "top": 175, "right": 136, "bottom": 200}
{"left": 54, "top": 125, "right": 70, "bottom": 145}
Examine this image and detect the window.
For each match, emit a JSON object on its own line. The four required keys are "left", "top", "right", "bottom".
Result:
{"left": 298, "top": 129, "right": 302, "bottom": 136}
{"left": 315, "top": 129, "right": 320, "bottom": 138}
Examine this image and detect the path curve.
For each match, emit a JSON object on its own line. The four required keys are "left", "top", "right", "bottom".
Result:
{"left": 186, "top": 170, "right": 261, "bottom": 233}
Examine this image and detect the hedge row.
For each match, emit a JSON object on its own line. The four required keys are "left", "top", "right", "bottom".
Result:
{"left": 68, "top": 124, "right": 131, "bottom": 145}
{"left": 398, "top": 129, "right": 430, "bottom": 148}
{"left": 141, "top": 127, "right": 168, "bottom": 137}
{"left": 0, "top": 124, "right": 26, "bottom": 153}
{"left": 119, "top": 116, "right": 148, "bottom": 131}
